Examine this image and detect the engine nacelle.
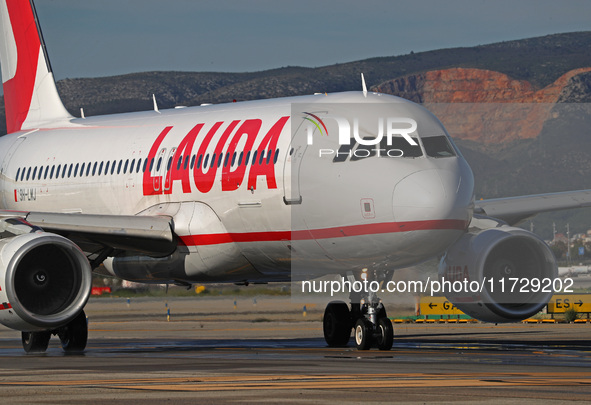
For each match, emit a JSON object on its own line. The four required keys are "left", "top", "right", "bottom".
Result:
{"left": 438, "top": 226, "right": 557, "bottom": 323}
{"left": 0, "top": 232, "right": 92, "bottom": 331}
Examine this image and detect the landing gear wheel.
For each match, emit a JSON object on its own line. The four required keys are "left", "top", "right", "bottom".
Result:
{"left": 21, "top": 331, "right": 51, "bottom": 353}
{"left": 376, "top": 317, "right": 393, "bottom": 351}
{"left": 58, "top": 310, "right": 88, "bottom": 353}
{"left": 323, "top": 301, "right": 352, "bottom": 347}
{"left": 354, "top": 318, "right": 372, "bottom": 350}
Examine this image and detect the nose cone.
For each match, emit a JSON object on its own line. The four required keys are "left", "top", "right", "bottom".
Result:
{"left": 392, "top": 168, "right": 472, "bottom": 224}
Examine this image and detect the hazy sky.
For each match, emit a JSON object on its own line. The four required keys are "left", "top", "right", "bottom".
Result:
{"left": 33, "top": 0, "right": 591, "bottom": 80}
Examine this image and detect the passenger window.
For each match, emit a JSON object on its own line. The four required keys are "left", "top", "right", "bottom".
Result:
{"left": 68, "top": 165, "right": 73, "bottom": 178}
{"left": 74, "top": 163, "right": 79, "bottom": 177}
{"left": 105, "top": 161, "right": 110, "bottom": 175}
{"left": 274, "top": 149, "right": 279, "bottom": 164}
{"left": 238, "top": 151, "right": 243, "bottom": 166}
{"left": 111, "top": 160, "right": 117, "bottom": 175}
{"left": 190, "top": 155, "right": 196, "bottom": 169}
{"left": 16, "top": 168, "right": 20, "bottom": 182}
{"left": 217, "top": 154, "right": 223, "bottom": 168}
{"left": 80, "top": 163, "right": 85, "bottom": 177}
{"left": 203, "top": 154, "right": 209, "bottom": 168}
{"left": 98, "top": 162, "right": 104, "bottom": 175}
{"left": 166, "top": 157, "right": 172, "bottom": 171}
{"left": 259, "top": 151, "right": 265, "bottom": 165}
{"left": 50, "top": 166, "right": 55, "bottom": 179}
{"left": 197, "top": 155, "right": 203, "bottom": 169}
{"left": 62, "top": 165, "right": 67, "bottom": 178}
{"left": 224, "top": 153, "right": 230, "bottom": 168}
{"left": 117, "top": 160, "right": 122, "bottom": 174}
{"left": 231, "top": 152, "right": 236, "bottom": 167}
{"left": 252, "top": 151, "right": 257, "bottom": 165}
{"left": 156, "top": 157, "right": 162, "bottom": 172}
{"left": 176, "top": 156, "right": 182, "bottom": 170}
{"left": 183, "top": 155, "right": 189, "bottom": 170}
{"left": 266, "top": 150, "right": 271, "bottom": 164}
{"left": 124, "top": 160, "right": 129, "bottom": 174}
{"left": 211, "top": 154, "right": 216, "bottom": 169}
{"left": 32, "top": 167, "right": 38, "bottom": 180}
{"left": 245, "top": 151, "right": 251, "bottom": 165}
{"left": 422, "top": 136, "right": 456, "bottom": 158}
{"left": 92, "top": 162, "right": 97, "bottom": 176}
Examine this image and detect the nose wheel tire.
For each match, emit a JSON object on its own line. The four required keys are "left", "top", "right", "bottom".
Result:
{"left": 376, "top": 317, "right": 393, "bottom": 350}
{"left": 57, "top": 310, "right": 88, "bottom": 353}
{"left": 21, "top": 331, "right": 51, "bottom": 353}
{"left": 354, "top": 318, "right": 373, "bottom": 350}
{"left": 323, "top": 301, "right": 352, "bottom": 347}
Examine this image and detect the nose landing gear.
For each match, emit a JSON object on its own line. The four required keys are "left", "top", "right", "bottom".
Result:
{"left": 322, "top": 270, "right": 394, "bottom": 351}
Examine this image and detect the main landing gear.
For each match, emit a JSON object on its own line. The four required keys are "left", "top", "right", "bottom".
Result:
{"left": 323, "top": 270, "right": 394, "bottom": 351}
{"left": 21, "top": 310, "right": 88, "bottom": 354}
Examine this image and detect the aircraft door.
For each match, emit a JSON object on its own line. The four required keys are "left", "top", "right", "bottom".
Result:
{"left": 163, "top": 147, "right": 177, "bottom": 192}
{"left": 282, "top": 120, "right": 308, "bottom": 205}
{"left": 153, "top": 147, "right": 167, "bottom": 192}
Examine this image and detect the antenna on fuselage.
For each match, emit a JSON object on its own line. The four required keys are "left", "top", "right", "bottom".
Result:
{"left": 361, "top": 73, "right": 368, "bottom": 97}
{"left": 153, "top": 94, "right": 160, "bottom": 113}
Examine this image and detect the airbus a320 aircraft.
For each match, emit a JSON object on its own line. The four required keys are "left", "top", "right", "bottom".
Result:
{"left": 0, "top": 0, "right": 590, "bottom": 353}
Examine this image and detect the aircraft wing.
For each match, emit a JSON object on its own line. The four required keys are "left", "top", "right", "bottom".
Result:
{"left": 473, "top": 189, "right": 591, "bottom": 225}
{"left": 0, "top": 210, "right": 176, "bottom": 257}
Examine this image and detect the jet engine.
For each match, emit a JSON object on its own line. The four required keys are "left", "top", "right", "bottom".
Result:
{"left": 0, "top": 227, "right": 92, "bottom": 332}
{"left": 438, "top": 226, "right": 557, "bottom": 323}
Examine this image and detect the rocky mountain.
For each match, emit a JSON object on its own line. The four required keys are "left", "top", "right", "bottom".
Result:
{"left": 372, "top": 67, "right": 591, "bottom": 144}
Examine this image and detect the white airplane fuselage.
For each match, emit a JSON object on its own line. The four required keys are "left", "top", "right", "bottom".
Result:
{"left": 0, "top": 91, "right": 474, "bottom": 284}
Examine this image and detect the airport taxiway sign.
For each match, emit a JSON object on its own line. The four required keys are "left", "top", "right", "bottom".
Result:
{"left": 547, "top": 294, "right": 591, "bottom": 313}
{"left": 419, "top": 296, "right": 465, "bottom": 316}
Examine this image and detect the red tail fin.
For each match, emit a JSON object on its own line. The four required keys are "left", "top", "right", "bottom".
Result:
{"left": 0, "top": 0, "right": 72, "bottom": 133}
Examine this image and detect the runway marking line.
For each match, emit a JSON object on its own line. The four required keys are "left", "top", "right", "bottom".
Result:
{"left": 2, "top": 372, "right": 591, "bottom": 391}
{"left": 88, "top": 326, "right": 319, "bottom": 333}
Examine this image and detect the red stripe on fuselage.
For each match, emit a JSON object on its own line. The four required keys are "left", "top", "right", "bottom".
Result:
{"left": 179, "top": 219, "right": 468, "bottom": 246}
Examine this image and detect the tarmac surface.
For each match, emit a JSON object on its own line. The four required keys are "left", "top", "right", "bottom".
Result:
{"left": 0, "top": 296, "right": 590, "bottom": 404}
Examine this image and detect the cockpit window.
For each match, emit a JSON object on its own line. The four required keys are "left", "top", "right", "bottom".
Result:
{"left": 380, "top": 137, "right": 423, "bottom": 158}
{"left": 422, "top": 136, "right": 456, "bottom": 158}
